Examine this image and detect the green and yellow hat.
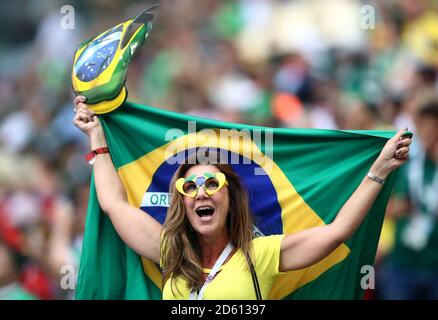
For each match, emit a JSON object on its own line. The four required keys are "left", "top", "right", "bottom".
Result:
{"left": 71, "top": 4, "right": 158, "bottom": 114}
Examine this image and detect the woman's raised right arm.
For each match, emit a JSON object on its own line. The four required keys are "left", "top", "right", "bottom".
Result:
{"left": 73, "top": 96, "right": 162, "bottom": 264}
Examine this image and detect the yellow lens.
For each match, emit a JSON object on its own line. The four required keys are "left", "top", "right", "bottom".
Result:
{"left": 183, "top": 181, "right": 197, "bottom": 195}
{"left": 204, "top": 178, "right": 219, "bottom": 191}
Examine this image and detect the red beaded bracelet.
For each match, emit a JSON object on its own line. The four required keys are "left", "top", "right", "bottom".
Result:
{"left": 85, "top": 147, "right": 110, "bottom": 165}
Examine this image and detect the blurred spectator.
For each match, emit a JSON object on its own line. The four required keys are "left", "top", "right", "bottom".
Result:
{"left": 377, "top": 97, "right": 438, "bottom": 299}
{"left": 339, "top": 96, "right": 384, "bottom": 130}
{"left": 0, "top": 241, "right": 36, "bottom": 300}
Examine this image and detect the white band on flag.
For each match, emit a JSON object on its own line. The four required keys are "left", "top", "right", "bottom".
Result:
{"left": 141, "top": 192, "right": 170, "bottom": 207}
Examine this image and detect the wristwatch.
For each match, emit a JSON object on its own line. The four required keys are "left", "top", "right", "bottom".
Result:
{"left": 367, "top": 172, "right": 385, "bottom": 185}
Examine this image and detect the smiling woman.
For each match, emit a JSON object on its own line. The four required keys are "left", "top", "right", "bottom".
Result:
{"left": 73, "top": 95, "right": 412, "bottom": 300}
{"left": 161, "top": 153, "right": 266, "bottom": 299}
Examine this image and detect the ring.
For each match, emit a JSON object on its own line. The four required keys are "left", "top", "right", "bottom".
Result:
{"left": 73, "top": 107, "right": 77, "bottom": 113}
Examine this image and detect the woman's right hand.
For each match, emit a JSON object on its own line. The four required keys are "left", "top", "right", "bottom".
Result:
{"left": 73, "top": 95, "right": 102, "bottom": 137}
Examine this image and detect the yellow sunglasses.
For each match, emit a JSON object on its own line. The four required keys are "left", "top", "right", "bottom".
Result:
{"left": 175, "top": 172, "right": 228, "bottom": 197}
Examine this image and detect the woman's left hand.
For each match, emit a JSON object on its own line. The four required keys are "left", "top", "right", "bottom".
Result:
{"left": 371, "top": 128, "right": 412, "bottom": 179}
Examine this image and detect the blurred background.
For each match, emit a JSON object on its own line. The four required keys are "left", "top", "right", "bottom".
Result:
{"left": 0, "top": 0, "right": 437, "bottom": 300}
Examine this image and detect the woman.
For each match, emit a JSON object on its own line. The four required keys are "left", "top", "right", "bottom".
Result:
{"left": 73, "top": 96, "right": 411, "bottom": 300}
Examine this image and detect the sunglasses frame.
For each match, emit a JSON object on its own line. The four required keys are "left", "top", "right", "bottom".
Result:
{"left": 175, "top": 172, "right": 228, "bottom": 197}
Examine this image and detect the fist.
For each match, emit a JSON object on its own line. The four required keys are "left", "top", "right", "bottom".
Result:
{"left": 375, "top": 128, "right": 412, "bottom": 176}
{"left": 73, "top": 96, "right": 101, "bottom": 136}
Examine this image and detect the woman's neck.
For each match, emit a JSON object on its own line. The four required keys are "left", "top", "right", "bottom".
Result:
{"left": 198, "top": 232, "right": 230, "bottom": 268}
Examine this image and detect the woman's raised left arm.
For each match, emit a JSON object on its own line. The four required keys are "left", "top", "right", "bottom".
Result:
{"left": 279, "top": 128, "right": 411, "bottom": 271}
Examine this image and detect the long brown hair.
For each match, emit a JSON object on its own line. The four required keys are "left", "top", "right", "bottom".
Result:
{"left": 161, "top": 150, "right": 255, "bottom": 296}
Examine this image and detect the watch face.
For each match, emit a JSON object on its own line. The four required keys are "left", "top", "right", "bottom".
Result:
{"left": 74, "top": 25, "right": 123, "bottom": 82}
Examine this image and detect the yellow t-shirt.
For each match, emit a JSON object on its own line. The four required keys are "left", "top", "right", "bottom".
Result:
{"left": 162, "top": 234, "right": 285, "bottom": 300}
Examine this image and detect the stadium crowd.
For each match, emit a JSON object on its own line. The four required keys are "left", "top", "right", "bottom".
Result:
{"left": 0, "top": 0, "right": 437, "bottom": 299}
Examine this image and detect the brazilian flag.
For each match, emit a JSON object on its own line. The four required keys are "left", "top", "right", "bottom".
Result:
{"left": 75, "top": 102, "right": 396, "bottom": 300}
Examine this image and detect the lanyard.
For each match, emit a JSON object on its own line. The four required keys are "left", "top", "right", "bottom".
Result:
{"left": 189, "top": 242, "right": 234, "bottom": 300}
{"left": 408, "top": 150, "right": 438, "bottom": 216}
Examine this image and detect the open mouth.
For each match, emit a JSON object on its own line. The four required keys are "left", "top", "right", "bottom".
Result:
{"left": 195, "top": 206, "right": 215, "bottom": 217}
